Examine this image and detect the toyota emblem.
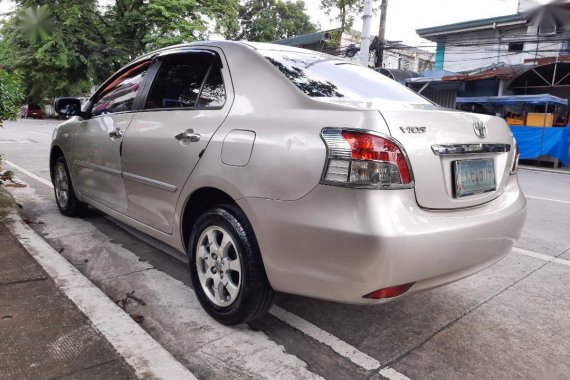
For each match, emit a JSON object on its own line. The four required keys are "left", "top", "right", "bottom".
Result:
{"left": 473, "top": 121, "right": 487, "bottom": 139}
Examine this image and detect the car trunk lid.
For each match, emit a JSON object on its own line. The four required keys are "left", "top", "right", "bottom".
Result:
{"left": 378, "top": 103, "right": 515, "bottom": 209}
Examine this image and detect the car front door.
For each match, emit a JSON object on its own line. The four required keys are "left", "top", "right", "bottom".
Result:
{"left": 72, "top": 60, "right": 151, "bottom": 214}
{"left": 121, "top": 50, "right": 232, "bottom": 233}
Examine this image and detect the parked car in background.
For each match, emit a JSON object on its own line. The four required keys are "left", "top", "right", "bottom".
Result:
{"left": 50, "top": 41, "right": 527, "bottom": 326}
{"left": 20, "top": 104, "right": 44, "bottom": 119}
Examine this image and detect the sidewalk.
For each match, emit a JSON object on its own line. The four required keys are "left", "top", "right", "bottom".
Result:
{"left": 0, "top": 213, "right": 136, "bottom": 379}
{"left": 0, "top": 186, "right": 196, "bottom": 380}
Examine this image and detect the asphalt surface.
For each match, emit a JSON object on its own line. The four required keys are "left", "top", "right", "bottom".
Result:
{"left": 1, "top": 118, "right": 569, "bottom": 380}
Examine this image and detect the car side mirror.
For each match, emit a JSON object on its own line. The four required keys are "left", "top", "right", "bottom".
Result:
{"left": 55, "top": 97, "right": 83, "bottom": 118}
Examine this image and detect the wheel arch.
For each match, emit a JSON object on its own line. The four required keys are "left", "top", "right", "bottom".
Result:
{"left": 49, "top": 145, "right": 65, "bottom": 181}
{"left": 181, "top": 187, "right": 248, "bottom": 252}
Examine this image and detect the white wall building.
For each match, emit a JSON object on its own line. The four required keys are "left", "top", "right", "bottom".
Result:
{"left": 416, "top": 1, "right": 570, "bottom": 73}
{"left": 381, "top": 43, "right": 434, "bottom": 72}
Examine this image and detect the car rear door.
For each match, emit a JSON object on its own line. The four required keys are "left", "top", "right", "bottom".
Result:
{"left": 72, "top": 60, "right": 151, "bottom": 214}
{"left": 121, "top": 49, "right": 233, "bottom": 233}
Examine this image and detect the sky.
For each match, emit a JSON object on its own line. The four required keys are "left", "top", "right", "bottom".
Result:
{"left": 0, "top": 0, "right": 539, "bottom": 49}
{"left": 304, "top": 0, "right": 521, "bottom": 48}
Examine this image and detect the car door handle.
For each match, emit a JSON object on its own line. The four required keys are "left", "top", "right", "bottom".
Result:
{"left": 175, "top": 130, "right": 201, "bottom": 143}
{"left": 109, "top": 128, "right": 123, "bottom": 139}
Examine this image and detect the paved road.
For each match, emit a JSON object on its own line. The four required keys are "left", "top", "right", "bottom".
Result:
{"left": 2, "top": 118, "right": 570, "bottom": 380}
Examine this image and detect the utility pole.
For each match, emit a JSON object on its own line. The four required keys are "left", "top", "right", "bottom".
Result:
{"left": 360, "top": 0, "right": 373, "bottom": 66}
{"left": 375, "top": 0, "right": 388, "bottom": 68}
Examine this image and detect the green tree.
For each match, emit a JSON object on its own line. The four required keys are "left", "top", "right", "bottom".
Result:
{"left": 2, "top": 1, "right": 100, "bottom": 102}
{"left": 0, "top": 0, "right": 240, "bottom": 101}
{"left": 0, "top": 69, "right": 23, "bottom": 183}
{"left": 0, "top": 69, "right": 24, "bottom": 127}
{"left": 320, "top": 0, "right": 363, "bottom": 46}
{"left": 95, "top": 0, "right": 240, "bottom": 81}
{"left": 238, "top": 0, "right": 316, "bottom": 42}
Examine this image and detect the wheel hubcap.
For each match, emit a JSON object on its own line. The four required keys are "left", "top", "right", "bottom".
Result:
{"left": 196, "top": 226, "right": 242, "bottom": 307}
{"left": 54, "top": 163, "right": 69, "bottom": 208}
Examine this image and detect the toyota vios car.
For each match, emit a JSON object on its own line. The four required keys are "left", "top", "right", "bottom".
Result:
{"left": 50, "top": 41, "right": 526, "bottom": 325}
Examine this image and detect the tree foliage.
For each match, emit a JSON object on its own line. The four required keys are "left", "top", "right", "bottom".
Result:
{"left": 0, "top": 69, "right": 24, "bottom": 126}
{"left": 2, "top": 1, "right": 101, "bottom": 102}
{"left": 0, "top": 69, "right": 23, "bottom": 182}
{"left": 0, "top": 0, "right": 318, "bottom": 102}
{"left": 97, "top": 0, "right": 240, "bottom": 79}
{"left": 238, "top": 0, "right": 316, "bottom": 42}
{"left": 0, "top": 0, "right": 240, "bottom": 102}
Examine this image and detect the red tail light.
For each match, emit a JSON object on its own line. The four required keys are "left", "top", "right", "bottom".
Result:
{"left": 363, "top": 282, "right": 415, "bottom": 299}
{"left": 320, "top": 128, "right": 413, "bottom": 188}
{"left": 341, "top": 131, "right": 412, "bottom": 184}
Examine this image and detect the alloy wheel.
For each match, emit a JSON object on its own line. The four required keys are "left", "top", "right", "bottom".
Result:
{"left": 54, "top": 163, "right": 69, "bottom": 208}
{"left": 196, "top": 226, "right": 242, "bottom": 307}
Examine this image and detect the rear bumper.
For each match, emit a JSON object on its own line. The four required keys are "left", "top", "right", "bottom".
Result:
{"left": 23, "top": 112, "right": 43, "bottom": 118}
{"left": 238, "top": 175, "right": 526, "bottom": 304}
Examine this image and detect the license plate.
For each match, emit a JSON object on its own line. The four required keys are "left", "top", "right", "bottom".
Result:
{"left": 453, "top": 159, "right": 496, "bottom": 198}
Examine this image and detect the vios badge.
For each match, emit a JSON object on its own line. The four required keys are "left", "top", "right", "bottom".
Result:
{"left": 399, "top": 126, "right": 426, "bottom": 134}
{"left": 473, "top": 121, "right": 487, "bottom": 139}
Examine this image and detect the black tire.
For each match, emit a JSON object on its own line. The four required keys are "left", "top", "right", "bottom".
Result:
{"left": 188, "top": 204, "right": 274, "bottom": 325}
{"left": 52, "top": 156, "right": 88, "bottom": 217}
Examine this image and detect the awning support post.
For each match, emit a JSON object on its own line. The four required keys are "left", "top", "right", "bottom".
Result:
{"left": 540, "top": 101, "right": 549, "bottom": 159}
{"left": 418, "top": 82, "right": 430, "bottom": 94}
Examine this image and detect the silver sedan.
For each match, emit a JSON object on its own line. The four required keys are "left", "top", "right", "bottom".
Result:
{"left": 50, "top": 41, "right": 526, "bottom": 325}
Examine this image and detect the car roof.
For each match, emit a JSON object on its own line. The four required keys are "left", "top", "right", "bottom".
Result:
{"left": 135, "top": 40, "right": 334, "bottom": 63}
{"left": 94, "top": 40, "right": 344, "bottom": 104}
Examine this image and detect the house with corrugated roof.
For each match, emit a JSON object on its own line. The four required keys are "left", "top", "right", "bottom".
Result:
{"left": 412, "top": 0, "right": 570, "bottom": 106}
{"left": 273, "top": 28, "right": 434, "bottom": 72}
{"left": 414, "top": 1, "right": 570, "bottom": 167}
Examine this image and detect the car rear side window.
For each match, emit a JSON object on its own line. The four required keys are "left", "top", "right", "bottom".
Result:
{"left": 145, "top": 52, "right": 225, "bottom": 110}
{"left": 197, "top": 68, "right": 225, "bottom": 108}
{"left": 262, "top": 50, "right": 429, "bottom": 104}
{"left": 92, "top": 61, "right": 151, "bottom": 116}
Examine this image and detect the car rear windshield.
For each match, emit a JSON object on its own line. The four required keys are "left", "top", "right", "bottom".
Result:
{"left": 261, "top": 50, "right": 430, "bottom": 104}
{"left": 28, "top": 104, "right": 41, "bottom": 110}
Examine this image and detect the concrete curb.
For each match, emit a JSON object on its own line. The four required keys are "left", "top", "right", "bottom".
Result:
{"left": 0, "top": 184, "right": 18, "bottom": 218}
{"left": 519, "top": 166, "right": 570, "bottom": 175}
{"left": 0, "top": 186, "right": 196, "bottom": 380}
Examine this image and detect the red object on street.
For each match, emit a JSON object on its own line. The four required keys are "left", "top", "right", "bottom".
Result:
{"left": 20, "top": 104, "right": 44, "bottom": 119}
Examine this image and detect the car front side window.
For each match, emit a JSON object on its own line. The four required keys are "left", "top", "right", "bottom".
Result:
{"left": 91, "top": 61, "right": 151, "bottom": 117}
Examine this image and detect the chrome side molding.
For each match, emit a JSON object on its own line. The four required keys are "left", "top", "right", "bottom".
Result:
{"left": 123, "top": 172, "right": 178, "bottom": 193}
{"left": 74, "top": 160, "right": 122, "bottom": 177}
{"left": 432, "top": 144, "right": 511, "bottom": 156}
{"left": 74, "top": 160, "right": 177, "bottom": 192}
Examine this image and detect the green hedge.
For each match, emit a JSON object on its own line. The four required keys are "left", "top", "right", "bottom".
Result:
{"left": 0, "top": 70, "right": 24, "bottom": 126}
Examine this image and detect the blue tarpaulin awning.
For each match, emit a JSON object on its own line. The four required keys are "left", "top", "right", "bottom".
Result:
{"left": 457, "top": 94, "right": 568, "bottom": 106}
{"left": 510, "top": 126, "right": 570, "bottom": 166}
